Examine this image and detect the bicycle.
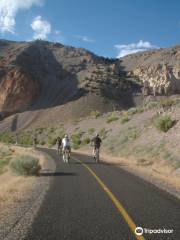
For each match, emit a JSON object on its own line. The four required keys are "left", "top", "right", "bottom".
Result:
{"left": 94, "top": 147, "right": 100, "bottom": 163}
{"left": 62, "top": 147, "right": 70, "bottom": 163}
{"left": 57, "top": 146, "right": 62, "bottom": 156}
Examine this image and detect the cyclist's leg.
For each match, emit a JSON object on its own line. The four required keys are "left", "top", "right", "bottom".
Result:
{"left": 65, "top": 148, "right": 67, "bottom": 162}
{"left": 96, "top": 147, "right": 100, "bottom": 162}
{"left": 65, "top": 148, "right": 69, "bottom": 163}
{"left": 93, "top": 146, "right": 96, "bottom": 159}
{"left": 57, "top": 146, "right": 60, "bottom": 155}
{"left": 66, "top": 149, "right": 70, "bottom": 163}
{"left": 62, "top": 147, "right": 65, "bottom": 162}
{"left": 68, "top": 147, "right": 71, "bottom": 160}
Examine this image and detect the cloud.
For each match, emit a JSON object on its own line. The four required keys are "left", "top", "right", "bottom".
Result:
{"left": 114, "top": 40, "right": 158, "bottom": 58}
{"left": 31, "top": 16, "right": 51, "bottom": 40}
{"left": 75, "top": 35, "right": 95, "bottom": 43}
{"left": 54, "top": 30, "right": 61, "bottom": 35}
{"left": 0, "top": 0, "right": 44, "bottom": 34}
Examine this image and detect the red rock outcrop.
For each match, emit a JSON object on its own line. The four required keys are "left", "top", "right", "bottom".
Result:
{"left": 0, "top": 66, "right": 39, "bottom": 114}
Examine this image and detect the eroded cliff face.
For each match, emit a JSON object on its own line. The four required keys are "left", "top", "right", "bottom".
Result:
{"left": 0, "top": 66, "right": 39, "bottom": 114}
{"left": 120, "top": 45, "right": 180, "bottom": 95}
{"left": 131, "top": 64, "right": 180, "bottom": 94}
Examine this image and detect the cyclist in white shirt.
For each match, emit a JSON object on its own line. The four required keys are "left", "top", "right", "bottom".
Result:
{"left": 62, "top": 134, "right": 71, "bottom": 162}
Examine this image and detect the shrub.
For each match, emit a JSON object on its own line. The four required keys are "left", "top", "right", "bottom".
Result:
{"left": 0, "top": 156, "right": 11, "bottom": 174}
{"left": 99, "top": 128, "right": 107, "bottom": 139}
{"left": 81, "top": 137, "right": 90, "bottom": 145}
{"left": 88, "top": 128, "right": 95, "bottom": 135}
{"left": 19, "top": 134, "right": 33, "bottom": 146}
{"left": 145, "top": 101, "right": 159, "bottom": 110}
{"left": 47, "top": 136, "right": 57, "bottom": 146}
{"left": 154, "top": 115, "right": 174, "bottom": 132}
{"left": 40, "top": 140, "right": 46, "bottom": 145}
{"left": 174, "top": 160, "right": 180, "bottom": 169}
{"left": 0, "top": 132, "right": 15, "bottom": 144}
{"left": 106, "top": 114, "right": 119, "bottom": 123}
{"left": 59, "top": 130, "right": 65, "bottom": 138}
{"left": 121, "top": 112, "right": 130, "bottom": 124}
{"left": 160, "top": 98, "right": 176, "bottom": 108}
{"left": 127, "top": 128, "right": 140, "bottom": 140}
{"left": 35, "top": 128, "right": 44, "bottom": 134}
{"left": 10, "top": 155, "right": 41, "bottom": 176}
{"left": 90, "top": 111, "right": 101, "bottom": 119}
{"left": 49, "top": 127, "right": 55, "bottom": 133}
{"left": 71, "top": 134, "right": 82, "bottom": 149}
{"left": 127, "top": 107, "right": 138, "bottom": 115}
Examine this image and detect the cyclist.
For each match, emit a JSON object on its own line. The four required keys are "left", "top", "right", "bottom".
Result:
{"left": 56, "top": 137, "right": 62, "bottom": 155}
{"left": 62, "top": 134, "right": 71, "bottom": 162}
{"left": 33, "top": 137, "right": 37, "bottom": 148}
{"left": 91, "top": 133, "right": 102, "bottom": 161}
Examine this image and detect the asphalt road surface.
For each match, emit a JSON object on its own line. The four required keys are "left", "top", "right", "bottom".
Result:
{"left": 24, "top": 149, "right": 180, "bottom": 240}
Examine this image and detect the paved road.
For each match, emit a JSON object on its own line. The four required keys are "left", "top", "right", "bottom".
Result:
{"left": 25, "top": 149, "right": 180, "bottom": 240}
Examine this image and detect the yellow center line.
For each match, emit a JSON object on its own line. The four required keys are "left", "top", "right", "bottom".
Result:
{"left": 72, "top": 157, "right": 145, "bottom": 240}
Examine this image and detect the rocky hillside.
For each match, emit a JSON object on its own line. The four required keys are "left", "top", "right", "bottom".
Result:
{"left": 0, "top": 40, "right": 180, "bottom": 130}
{"left": 0, "top": 39, "right": 141, "bottom": 119}
{"left": 120, "top": 45, "right": 180, "bottom": 95}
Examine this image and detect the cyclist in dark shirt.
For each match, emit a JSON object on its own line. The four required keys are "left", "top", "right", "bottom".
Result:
{"left": 91, "top": 134, "right": 102, "bottom": 160}
{"left": 56, "top": 137, "right": 62, "bottom": 155}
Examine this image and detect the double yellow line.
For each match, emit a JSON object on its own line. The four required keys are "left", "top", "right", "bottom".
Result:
{"left": 73, "top": 157, "right": 145, "bottom": 240}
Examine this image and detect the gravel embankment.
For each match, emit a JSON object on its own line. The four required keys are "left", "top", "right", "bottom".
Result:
{"left": 0, "top": 149, "right": 56, "bottom": 240}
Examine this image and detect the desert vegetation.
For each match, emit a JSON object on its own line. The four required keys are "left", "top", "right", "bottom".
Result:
{"left": 0, "top": 145, "right": 41, "bottom": 176}
{"left": 154, "top": 115, "right": 174, "bottom": 132}
{"left": 0, "top": 97, "right": 180, "bottom": 171}
{"left": 10, "top": 155, "right": 41, "bottom": 176}
{"left": 0, "top": 147, "right": 13, "bottom": 174}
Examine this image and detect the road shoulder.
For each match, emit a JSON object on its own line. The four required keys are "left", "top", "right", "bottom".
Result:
{"left": 0, "top": 145, "right": 56, "bottom": 240}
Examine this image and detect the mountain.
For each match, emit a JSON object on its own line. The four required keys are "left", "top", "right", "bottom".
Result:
{"left": 0, "top": 40, "right": 179, "bottom": 130}
{"left": 0, "top": 40, "right": 141, "bottom": 119}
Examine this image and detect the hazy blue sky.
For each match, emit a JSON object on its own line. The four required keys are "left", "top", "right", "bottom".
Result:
{"left": 0, "top": 0, "right": 179, "bottom": 57}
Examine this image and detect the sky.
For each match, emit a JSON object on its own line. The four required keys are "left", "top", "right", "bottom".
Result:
{"left": 0, "top": 0, "right": 179, "bottom": 58}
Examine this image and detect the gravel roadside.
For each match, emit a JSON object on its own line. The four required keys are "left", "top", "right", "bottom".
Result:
{"left": 0, "top": 148, "right": 56, "bottom": 240}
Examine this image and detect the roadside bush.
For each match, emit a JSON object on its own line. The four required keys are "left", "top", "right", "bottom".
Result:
{"left": 19, "top": 134, "right": 33, "bottom": 146}
{"left": 99, "top": 128, "right": 107, "bottom": 139}
{"left": 88, "top": 128, "right": 95, "bottom": 135}
{"left": 40, "top": 140, "right": 46, "bottom": 145}
{"left": 35, "top": 128, "right": 44, "bottom": 134}
{"left": 59, "top": 130, "right": 65, "bottom": 138}
{"left": 47, "top": 136, "right": 57, "bottom": 146}
{"left": 154, "top": 115, "right": 174, "bottom": 132}
{"left": 81, "top": 137, "right": 90, "bottom": 145}
{"left": 90, "top": 111, "right": 101, "bottom": 119}
{"left": 106, "top": 113, "right": 119, "bottom": 123}
{"left": 127, "top": 107, "right": 138, "bottom": 115}
{"left": 71, "top": 133, "right": 82, "bottom": 149}
{"left": 121, "top": 112, "right": 130, "bottom": 124}
{"left": 0, "top": 132, "right": 15, "bottom": 144}
{"left": 10, "top": 155, "right": 41, "bottom": 176}
{"left": 0, "top": 155, "right": 12, "bottom": 174}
